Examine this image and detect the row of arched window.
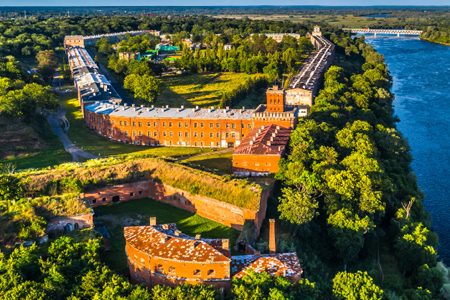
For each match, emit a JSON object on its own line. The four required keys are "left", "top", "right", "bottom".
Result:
{"left": 156, "top": 264, "right": 216, "bottom": 277}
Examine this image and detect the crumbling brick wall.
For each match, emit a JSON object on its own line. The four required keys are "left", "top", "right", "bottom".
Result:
{"left": 47, "top": 213, "right": 94, "bottom": 233}
{"left": 84, "top": 181, "right": 271, "bottom": 231}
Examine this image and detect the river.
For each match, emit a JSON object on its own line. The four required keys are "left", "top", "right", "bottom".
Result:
{"left": 363, "top": 35, "right": 450, "bottom": 263}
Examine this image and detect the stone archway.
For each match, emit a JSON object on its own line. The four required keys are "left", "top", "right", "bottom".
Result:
{"left": 65, "top": 223, "right": 73, "bottom": 232}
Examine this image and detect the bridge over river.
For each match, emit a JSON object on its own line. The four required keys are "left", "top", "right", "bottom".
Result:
{"left": 344, "top": 28, "right": 422, "bottom": 37}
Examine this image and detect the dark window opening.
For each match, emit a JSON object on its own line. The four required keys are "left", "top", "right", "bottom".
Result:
{"left": 112, "top": 195, "right": 120, "bottom": 203}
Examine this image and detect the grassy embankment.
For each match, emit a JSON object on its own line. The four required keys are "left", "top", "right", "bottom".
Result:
{"left": 95, "top": 198, "right": 240, "bottom": 273}
{"left": 0, "top": 116, "right": 72, "bottom": 170}
{"left": 182, "top": 150, "right": 234, "bottom": 174}
{"left": 59, "top": 93, "right": 213, "bottom": 158}
{"left": 19, "top": 157, "right": 265, "bottom": 211}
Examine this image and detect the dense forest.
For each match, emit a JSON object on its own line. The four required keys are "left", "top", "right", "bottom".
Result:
{"left": 1, "top": 6, "right": 450, "bottom": 18}
{"left": 1, "top": 10, "right": 450, "bottom": 299}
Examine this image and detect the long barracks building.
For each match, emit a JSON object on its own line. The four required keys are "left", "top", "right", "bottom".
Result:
{"left": 65, "top": 26, "right": 334, "bottom": 149}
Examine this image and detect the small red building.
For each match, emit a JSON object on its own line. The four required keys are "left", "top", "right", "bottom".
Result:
{"left": 232, "top": 124, "right": 291, "bottom": 176}
{"left": 124, "top": 218, "right": 302, "bottom": 292}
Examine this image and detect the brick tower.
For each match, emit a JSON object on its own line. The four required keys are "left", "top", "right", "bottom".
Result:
{"left": 266, "top": 85, "right": 285, "bottom": 112}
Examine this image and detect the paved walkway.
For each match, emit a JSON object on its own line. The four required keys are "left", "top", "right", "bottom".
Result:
{"left": 47, "top": 65, "right": 98, "bottom": 162}
{"left": 46, "top": 107, "right": 98, "bottom": 162}
{"left": 176, "top": 148, "right": 234, "bottom": 161}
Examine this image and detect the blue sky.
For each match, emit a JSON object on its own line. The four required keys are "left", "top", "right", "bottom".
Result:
{"left": 4, "top": 1, "right": 450, "bottom": 6}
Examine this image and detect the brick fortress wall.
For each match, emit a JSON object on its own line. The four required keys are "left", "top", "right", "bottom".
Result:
{"left": 47, "top": 213, "right": 94, "bottom": 233}
{"left": 84, "top": 181, "right": 272, "bottom": 232}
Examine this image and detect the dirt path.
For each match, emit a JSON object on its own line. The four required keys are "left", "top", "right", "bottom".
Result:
{"left": 46, "top": 107, "right": 98, "bottom": 162}
{"left": 47, "top": 65, "right": 98, "bottom": 162}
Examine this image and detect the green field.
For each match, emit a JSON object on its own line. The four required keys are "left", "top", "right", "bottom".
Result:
{"left": 211, "top": 14, "right": 417, "bottom": 29}
{"left": 157, "top": 72, "right": 260, "bottom": 108}
{"left": 94, "top": 198, "right": 240, "bottom": 273}
{"left": 59, "top": 93, "right": 214, "bottom": 158}
{"left": 183, "top": 150, "right": 234, "bottom": 174}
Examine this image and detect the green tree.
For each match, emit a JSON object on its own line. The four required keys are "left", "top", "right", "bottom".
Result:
{"left": 36, "top": 50, "right": 58, "bottom": 69}
{"left": 124, "top": 74, "right": 161, "bottom": 104}
{"left": 278, "top": 187, "right": 319, "bottom": 225}
{"left": 395, "top": 223, "right": 438, "bottom": 273}
{"left": 0, "top": 175, "right": 24, "bottom": 201}
{"left": 333, "top": 271, "right": 385, "bottom": 300}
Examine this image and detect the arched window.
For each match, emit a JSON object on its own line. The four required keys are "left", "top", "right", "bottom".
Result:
{"left": 208, "top": 270, "right": 215, "bottom": 276}
{"left": 74, "top": 223, "right": 79, "bottom": 230}
{"left": 193, "top": 269, "right": 201, "bottom": 276}
{"left": 157, "top": 264, "right": 164, "bottom": 273}
{"left": 65, "top": 223, "right": 73, "bottom": 232}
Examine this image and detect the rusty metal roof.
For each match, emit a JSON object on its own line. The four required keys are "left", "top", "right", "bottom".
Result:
{"left": 233, "top": 124, "right": 291, "bottom": 155}
{"left": 124, "top": 225, "right": 231, "bottom": 263}
{"left": 231, "top": 253, "right": 303, "bottom": 278}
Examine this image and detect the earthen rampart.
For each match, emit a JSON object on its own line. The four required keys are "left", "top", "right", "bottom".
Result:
{"left": 84, "top": 180, "right": 272, "bottom": 232}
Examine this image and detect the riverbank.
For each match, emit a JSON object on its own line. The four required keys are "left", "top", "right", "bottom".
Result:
{"left": 420, "top": 37, "right": 450, "bottom": 47}
{"left": 365, "top": 36, "right": 450, "bottom": 265}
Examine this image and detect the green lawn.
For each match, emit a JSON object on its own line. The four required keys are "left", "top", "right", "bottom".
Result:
{"left": 59, "top": 93, "right": 214, "bottom": 158}
{"left": 0, "top": 115, "right": 72, "bottom": 170}
{"left": 94, "top": 198, "right": 241, "bottom": 273}
{"left": 183, "top": 151, "right": 234, "bottom": 174}
{"left": 156, "top": 72, "right": 256, "bottom": 108}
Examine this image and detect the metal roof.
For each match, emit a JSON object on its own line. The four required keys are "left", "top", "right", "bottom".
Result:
{"left": 85, "top": 102, "right": 254, "bottom": 120}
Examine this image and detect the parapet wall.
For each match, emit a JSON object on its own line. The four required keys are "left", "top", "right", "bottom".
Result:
{"left": 84, "top": 180, "right": 271, "bottom": 232}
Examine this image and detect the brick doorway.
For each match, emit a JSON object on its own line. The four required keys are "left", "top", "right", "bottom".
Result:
{"left": 227, "top": 142, "right": 234, "bottom": 148}
{"left": 112, "top": 195, "right": 120, "bottom": 203}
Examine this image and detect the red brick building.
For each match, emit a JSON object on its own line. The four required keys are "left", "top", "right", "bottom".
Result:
{"left": 232, "top": 124, "right": 291, "bottom": 176}
{"left": 64, "top": 29, "right": 336, "bottom": 150}
{"left": 125, "top": 218, "right": 302, "bottom": 291}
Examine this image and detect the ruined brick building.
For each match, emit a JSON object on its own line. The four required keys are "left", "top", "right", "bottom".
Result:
{"left": 125, "top": 218, "right": 302, "bottom": 291}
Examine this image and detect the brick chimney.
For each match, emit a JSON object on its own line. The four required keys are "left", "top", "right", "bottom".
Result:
{"left": 195, "top": 234, "right": 201, "bottom": 240}
{"left": 269, "top": 219, "right": 276, "bottom": 254}
{"left": 150, "top": 217, "right": 156, "bottom": 226}
{"left": 222, "top": 239, "right": 229, "bottom": 250}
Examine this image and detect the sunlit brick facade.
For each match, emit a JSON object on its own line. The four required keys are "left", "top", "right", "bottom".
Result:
{"left": 125, "top": 219, "right": 302, "bottom": 292}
